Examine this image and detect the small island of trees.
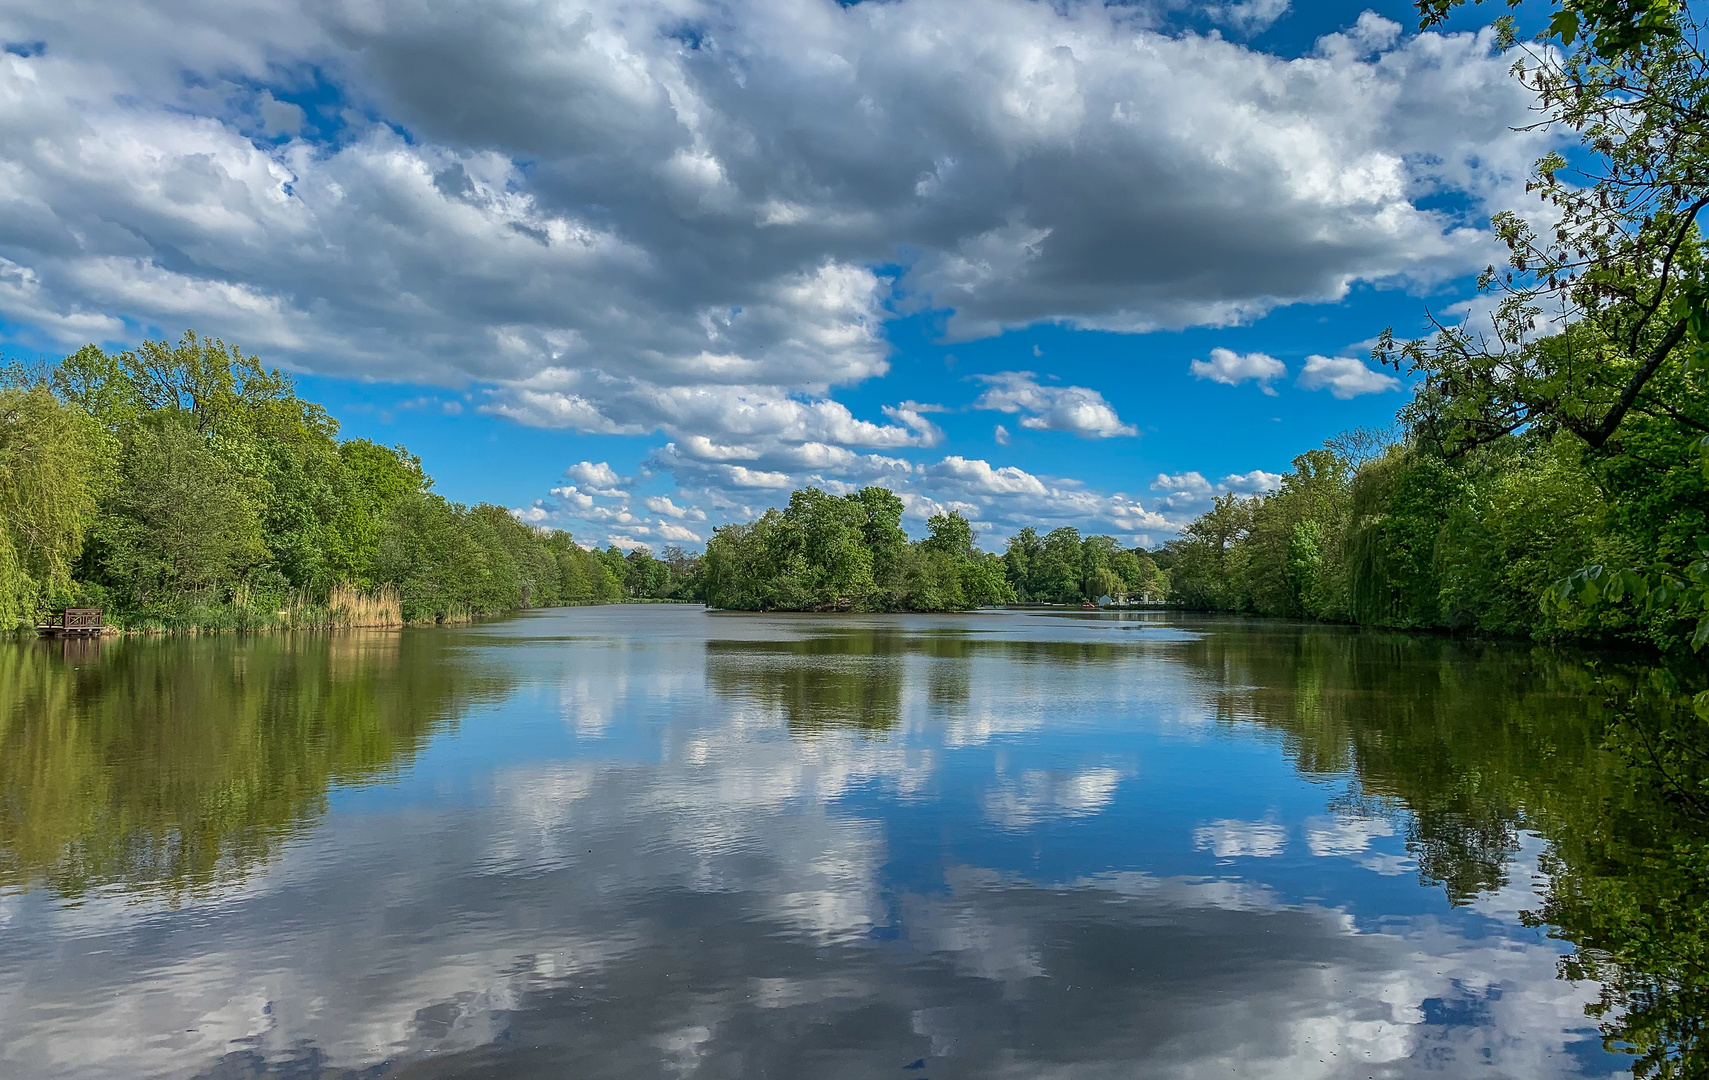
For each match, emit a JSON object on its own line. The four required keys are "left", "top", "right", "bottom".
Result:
{"left": 695, "top": 486, "right": 1165, "bottom": 612}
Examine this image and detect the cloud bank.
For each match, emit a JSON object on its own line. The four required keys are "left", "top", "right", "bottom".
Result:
{"left": 0, "top": 0, "right": 1547, "bottom": 545}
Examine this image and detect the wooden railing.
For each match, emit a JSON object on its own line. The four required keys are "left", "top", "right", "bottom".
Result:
{"left": 38, "top": 608, "right": 103, "bottom": 635}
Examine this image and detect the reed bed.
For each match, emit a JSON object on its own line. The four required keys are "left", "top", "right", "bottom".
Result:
{"left": 324, "top": 583, "right": 404, "bottom": 628}
{"left": 29, "top": 583, "right": 413, "bottom": 636}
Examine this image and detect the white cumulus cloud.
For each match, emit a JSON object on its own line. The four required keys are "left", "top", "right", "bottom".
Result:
{"left": 548, "top": 486, "right": 596, "bottom": 510}
{"left": 657, "top": 523, "right": 704, "bottom": 543}
{"left": 930, "top": 456, "right": 1051, "bottom": 497}
{"left": 567, "top": 461, "right": 623, "bottom": 489}
{"left": 0, "top": 1, "right": 1545, "bottom": 414}
{"left": 643, "top": 496, "right": 705, "bottom": 521}
{"left": 1147, "top": 469, "right": 1281, "bottom": 514}
{"left": 1220, "top": 469, "right": 1285, "bottom": 493}
{"left": 1210, "top": 0, "right": 1293, "bottom": 36}
{"left": 973, "top": 372, "right": 1136, "bottom": 438}
{"left": 1188, "top": 347, "right": 1287, "bottom": 394}
{"left": 1297, "top": 355, "right": 1403, "bottom": 399}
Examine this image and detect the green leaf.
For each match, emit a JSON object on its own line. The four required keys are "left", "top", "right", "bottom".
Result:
{"left": 1693, "top": 612, "right": 1709, "bottom": 651}
{"left": 1547, "top": 7, "right": 1580, "bottom": 44}
{"left": 1580, "top": 578, "right": 1603, "bottom": 605}
{"left": 1625, "top": 570, "right": 1650, "bottom": 604}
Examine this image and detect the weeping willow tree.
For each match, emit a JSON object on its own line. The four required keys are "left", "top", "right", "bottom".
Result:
{"left": 1341, "top": 450, "right": 1457, "bottom": 628}
{"left": 0, "top": 380, "right": 111, "bottom": 628}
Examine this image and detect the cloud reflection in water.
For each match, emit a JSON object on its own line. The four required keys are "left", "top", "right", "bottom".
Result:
{"left": 0, "top": 608, "right": 1627, "bottom": 1079}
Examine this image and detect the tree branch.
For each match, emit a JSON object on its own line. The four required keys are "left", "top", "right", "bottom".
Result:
{"left": 1584, "top": 318, "right": 1691, "bottom": 447}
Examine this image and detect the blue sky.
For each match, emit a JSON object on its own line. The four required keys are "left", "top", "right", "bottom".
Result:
{"left": 0, "top": 0, "right": 1553, "bottom": 550}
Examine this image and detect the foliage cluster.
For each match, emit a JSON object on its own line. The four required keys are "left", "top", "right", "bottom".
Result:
{"left": 701, "top": 486, "right": 1012, "bottom": 611}
{"left": 1163, "top": 431, "right": 1646, "bottom": 639}
{"left": 1001, "top": 526, "right": 1167, "bottom": 604}
{"left": 0, "top": 334, "right": 657, "bottom": 631}
{"left": 700, "top": 488, "right": 1178, "bottom": 613}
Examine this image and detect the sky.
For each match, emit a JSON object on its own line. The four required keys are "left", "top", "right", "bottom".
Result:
{"left": 0, "top": 0, "right": 1555, "bottom": 551}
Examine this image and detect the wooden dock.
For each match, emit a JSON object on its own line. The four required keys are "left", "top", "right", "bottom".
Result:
{"left": 37, "top": 608, "right": 104, "bottom": 638}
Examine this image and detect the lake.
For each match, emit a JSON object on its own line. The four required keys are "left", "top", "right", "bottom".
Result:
{"left": 0, "top": 605, "right": 1683, "bottom": 1078}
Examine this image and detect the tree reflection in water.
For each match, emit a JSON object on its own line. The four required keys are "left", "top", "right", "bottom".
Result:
{"left": 704, "top": 629, "right": 1140, "bottom": 735}
{"left": 706, "top": 635, "right": 906, "bottom": 734}
{"left": 0, "top": 613, "right": 1703, "bottom": 1077}
{"left": 1168, "top": 618, "right": 1707, "bottom": 1079}
{"left": 708, "top": 615, "right": 1708, "bottom": 1077}
{"left": 0, "top": 630, "right": 512, "bottom": 899}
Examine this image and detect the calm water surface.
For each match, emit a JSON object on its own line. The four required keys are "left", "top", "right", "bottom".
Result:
{"left": 0, "top": 606, "right": 1650, "bottom": 1077}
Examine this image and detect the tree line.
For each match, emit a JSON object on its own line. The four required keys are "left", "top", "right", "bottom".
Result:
{"left": 0, "top": 334, "right": 695, "bottom": 632}
{"left": 696, "top": 486, "right": 1179, "bottom": 612}
{"left": 1, "top": 330, "right": 1170, "bottom": 629}
{"left": 1159, "top": 429, "right": 1624, "bottom": 639}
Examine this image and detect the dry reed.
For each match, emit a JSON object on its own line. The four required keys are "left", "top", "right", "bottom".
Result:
{"left": 326, "top": 583, "right": 404, "bottom": 628}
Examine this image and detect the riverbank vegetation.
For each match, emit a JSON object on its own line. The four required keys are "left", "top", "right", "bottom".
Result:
{"left": 1168, "top": 0, "right": 1709, "bottom": 666}
{"left": 0, "top": 335, "right": 652, "bottom": 633}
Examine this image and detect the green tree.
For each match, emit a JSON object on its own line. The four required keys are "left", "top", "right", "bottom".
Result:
{"left": 330, "top": 440, "right": 429, "bottom": 586}
{"left": 1377, "top": 1, "right": 1709, "bottom": 647}
{"left": 0, "top": 381, "right": 110, "bottom": 627}
{"left": 57, "top": 332, "right": 307, "bottom": 441}
{"left": 910, "top": 511, "right": 1012, "bottom": 611}
{"left": 1003, "top": 527, "right": 1046, "bottom": 601}
{"left": 779, "top": 487, "right": 877, "bottom": 609}
{"left": 1242, "top": 450, "right": 1352, "bottom": 619}
{"left": 922, "top": 510, "right": 975, "bottom": 555}
{"left": 1166, "top": 495, "right": 1253, "bottom": 610}
{"left": 1111, "top": 550, "right": 1166, "bottom": 602}
{"left": 623, "top": 549, "right": 672, "bottom": 598}
{"left": 850, "top": 486, "right": 908, "bottom": 604}
{"left": 702, "top": 516, "right": 779, "bottom": 611}
{"left": 92, "top": 417, "right": 267, "bottom": 609}
{"left": 1080, "top": 534, "right": 1122, "bottom": 601}
{"left": 958, "top": 554, "right": 1014, "bottom": 608}
{"left": 701, "top": 491, "right": 1006, "bottom": 612}
{"left": 1036, "top": 527, "right": 1086, "bottom": 604}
